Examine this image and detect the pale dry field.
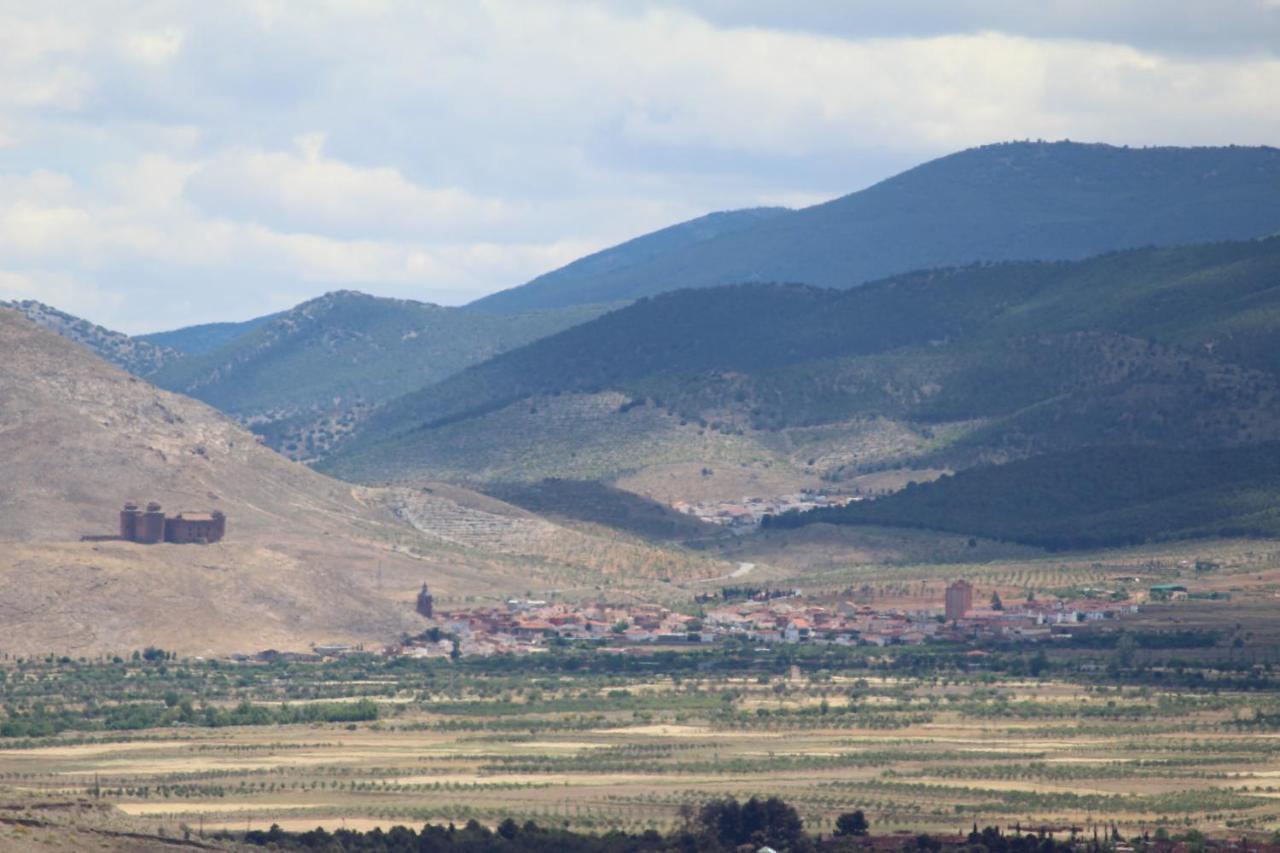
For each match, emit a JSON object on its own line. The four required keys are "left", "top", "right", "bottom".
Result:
{"left": 4, "top": 675, "right": 1280, "bottom": 839}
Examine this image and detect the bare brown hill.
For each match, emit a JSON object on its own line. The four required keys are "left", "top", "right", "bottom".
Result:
{"left": 0, "top": 309, "right": 728, "bottom": 655}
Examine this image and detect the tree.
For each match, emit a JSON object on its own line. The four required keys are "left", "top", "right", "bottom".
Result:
{"left": 990, "top": 591, "right": 1004, "bottom": 611}
{"left": 1029, "top": 650, "right": 1050, "bottom": 677}
{"left": 697, "top": 796, "right": 802, "bottom": 849}
{"left": 1117, "top": 633, "right": 1137, "bottom": 668}
{"left": 835, "top": 810, "right": 869, "bottom": 836}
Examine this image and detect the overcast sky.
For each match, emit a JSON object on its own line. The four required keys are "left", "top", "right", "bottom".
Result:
{"left": 1, "top": 1, "right": 1278, "bottom": 333}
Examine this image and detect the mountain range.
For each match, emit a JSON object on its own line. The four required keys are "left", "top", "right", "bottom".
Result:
{"left": 13, "top": 139, "right": 1280, "bottom": 556}
{"left": 471, "top": 141, "right": 1280, "bottom": 312}
{"left": 8, "top": 293, "right": 609, "bottom": 460}
{"left": 325, "top": 238, "right": 1280, "bottom": 482}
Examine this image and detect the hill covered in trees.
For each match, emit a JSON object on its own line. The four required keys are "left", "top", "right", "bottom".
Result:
{"left": 471, "top": 141, "right": 1280, "bottom": 312}
{"left": 325, "top": 239, "right": 1280, "bottom": 495}
{"left": 764, "top": 444, "right": 1280, "bottom": 550}
{"left": 137, "top": 312, "right": 282, "bottom": 354}
{"left": 146, "top": 291, "right": 610, "bottom": 459}
{"left": 468, "top": 206, "right": 789, "bottom": 313}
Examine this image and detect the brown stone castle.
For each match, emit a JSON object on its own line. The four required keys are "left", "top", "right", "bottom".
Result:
{"left": 119, "top": 501, "right": 226, "bottom": 544}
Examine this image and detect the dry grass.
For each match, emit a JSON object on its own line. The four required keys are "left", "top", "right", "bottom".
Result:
{"left": 0, "top": 311, "right": 737, "bottom": 656}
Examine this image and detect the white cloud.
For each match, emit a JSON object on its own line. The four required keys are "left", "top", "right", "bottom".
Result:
{"left": 0, "top": 268, "right": 124, "bottom": 322}
{"left": 0, "top": 0, "right": 1277, "bottom": 331}
{"left": 186, "top": 134, "right": 518, "bottom": 239}
{"left": 121, "top": 27, "right": 185, "bottom": 66}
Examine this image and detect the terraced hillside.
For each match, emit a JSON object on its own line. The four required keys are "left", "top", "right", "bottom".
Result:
{"left": 377, "top": 483, "right": 726, "bottom": 585}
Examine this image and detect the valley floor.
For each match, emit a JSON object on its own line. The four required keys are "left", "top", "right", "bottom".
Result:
{"left": 6, "top": 627, "right": 1280, "bottom": 842}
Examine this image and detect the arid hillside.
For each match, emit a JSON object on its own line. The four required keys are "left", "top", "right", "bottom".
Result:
{"left": 0, "top": 309, "right": 724, "bottom": 656}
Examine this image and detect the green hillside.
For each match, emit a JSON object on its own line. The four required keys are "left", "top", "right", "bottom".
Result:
{"left": 479, "top": 479, "right": 716, "bottom": 541}
{"left": 324, "top": 239, "right": 1280, "bottom": 487}
{"left": 149, "top": 290, "right": 611, "bottom": 458}
{"left": 137, "top": 313, "right": 282, "bottom": 354}
{"left": 763, "top": 444, "right": 1280, "bottom": 550}
{"left": 471, "top": 141, "right": 1280, "bottom": 312}
{"left": 468, "top": 207, "right": 789, "bottom": 314}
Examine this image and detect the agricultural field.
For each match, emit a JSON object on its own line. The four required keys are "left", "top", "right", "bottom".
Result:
{"left": 6, "top": 632, "right": 1280, "bottom": 843}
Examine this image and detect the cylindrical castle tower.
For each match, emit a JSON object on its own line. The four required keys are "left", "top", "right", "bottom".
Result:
{"left": 119, "top": 501, "right": 141, "bottom": 541}
{"left": 138, "top": 501, "right": 165, "bottom": 544}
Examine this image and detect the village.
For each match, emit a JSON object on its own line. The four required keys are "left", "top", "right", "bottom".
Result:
{"left": 387, "top": 579, "right": 1143, "bottom": 659}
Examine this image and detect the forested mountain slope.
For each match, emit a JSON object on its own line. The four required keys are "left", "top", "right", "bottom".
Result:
{"left": 148, "top": 291, "right": 610, "bottom": 459}
{"left": 137, "top": 312, "right": 281, "bottom": 354}
{"left": 468, "top": 207, "right": 789, "bottom": 313}
{"left": 470, "top": 141, "right": 1280, "bottom": 312}
{"left": 324, "top": 239, "right": 1280, "bottom": 498}
{"left": 764, "top": 444, "right": 1280, "bottom": 550}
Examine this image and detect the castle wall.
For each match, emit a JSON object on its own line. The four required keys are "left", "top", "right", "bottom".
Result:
{"left": 117, "top": 502, "right": 225, "bottom": 544}
{"left": 164, "top": 515, "right": 225, "bottom": 544}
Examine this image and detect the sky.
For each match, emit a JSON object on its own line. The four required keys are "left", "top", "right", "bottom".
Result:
{"left": 1, "top": 1, "right": 1278, "bottom": 333}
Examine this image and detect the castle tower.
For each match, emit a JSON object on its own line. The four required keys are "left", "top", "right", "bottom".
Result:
{"left": 945, "top": 579, "right": 973, "bottom": 621}
{"left": 119, "top": 501, "right": 141, "bottom": 541}
{"left": 416, "top": 583, "right": 434, "bottom": 618}
{"left": 138, "top": 501, "right": 165, "bottom": 544}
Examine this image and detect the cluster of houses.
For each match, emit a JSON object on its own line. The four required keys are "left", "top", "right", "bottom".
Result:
{"left": 706, "top": 586, "right": 1139, "bottom": 647}
{"left": 671, "top": 491, "right": 858, "bottom": 530}
{"left": 389, "top": 582, "right": 1141, "bottom": 658}
{"left": 395, "top": 599, "right": 712, "bottom": 658}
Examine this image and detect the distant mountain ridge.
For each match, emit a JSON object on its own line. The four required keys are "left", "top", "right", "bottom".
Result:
{"left": 148, "top": 290, "right": 612, "bottom": 459}
{"left": 1, "top": 299, "right": 183, "bottom": 376}
{"left": 138, "top": 313, "right": 283, "bottom": 354}
{"left": 468, "top": 206, "right": 789, "bottom": 313}
{"left": 5, "top": 291, "right": 611, "bottom": 462}
{"left": 471, "top": 141, "right": 1280, "bottom": 312}
{"left": 324, "top": 239, "right": 1280, "bottom": 503}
